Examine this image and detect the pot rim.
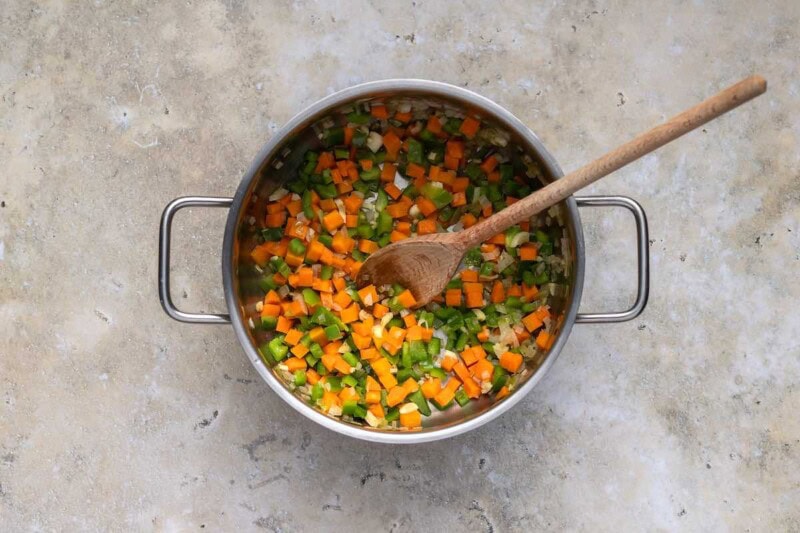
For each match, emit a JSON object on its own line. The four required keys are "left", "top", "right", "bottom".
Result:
{"left": 222, "top": 79, "right": 585, "bottom": 443}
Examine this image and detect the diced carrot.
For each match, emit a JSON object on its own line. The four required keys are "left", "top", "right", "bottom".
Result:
{"left": 276, "top": 316, "right": 293, "bottom": 333}
{"left": 284, "top": 329, "right": 303, "bottom": 346}
{"left": 382, "top": 131, "right": 402, "bottom": 159}
{"left": 445, "top": 288, "right": 462, "bottom": 307}
{"left": 345, "top": 214, "right": 358, "bottom": 228}
{"left": 322, "top": 211, "right": 345, "bottom": 233}
{"left": 371, "top": 104, "right": 389, "bottom": 119}
{"left": 386, "top": 202, "right": 410, "bottom": 218}
{"left": 284, "top": 356, "right": 307, "bottom": 372}
{"left": 452, "top": 361, "right": 471, "bottom": 383}
{"left": 357, "top": 284, "right": 379, "bottom": 307}
{"left": 415, "top": 196, "right": 438, "bottom": 217}
{"left": 451, "top": 192, "right": 467, "bottom": 207}
{"left": 396, "top": 289, "right": 417, "bottom": 308}
{"left": 405, "top": 163, "right": 425, "bottom": 180}
{"left": 487, "top": 170, "right": 500, "bottom": 183}
{"left": 399, "top": 410, "right": 421, "bottom": 428}
{"left": 395, "top": 221, "right": 412, "bottom": 235}
{"left": 491, "top": 280, "right": 505, "bottom": 303}
{"left": 417, "top": 219, "right": 437, "bottom": 235}
{"left": 465, "top": 292, "right": 484, "bottom": 308}
{"left": 451, "top": 177, "right": 470, "bottom": 193}
{"left": 405, "top": 325, "right": 424, "bottom": 341}
{"left": 519, "top": 243, "right": 538, "bottom": 261}
{"left": 460, "top": 116, "right": 480, "bottom": 138}
{"left": 444, "top": 155, "right": 460, "bottom": 171}
{"left": 261, "top": 304, "right": 281, "bottom": 318}
{"left": 477, "top": 328, "right": 490, "bottom": 343}
{"left": 371, "top": 358, "right": 391, "bottom": 376}
{"left": 378, "top": 372, "right": 398, "bottom": 389}
{"left": 306, "top": 369, "right": 320, "bottom": 385}
{"left": 265, "top": 212, "right": 286, "bottom": 228}
{"left": 395, "top": 110, "right": 413, "bottom": 123}
{"left": 264, "top": 290, "right": 281, "bottom": 304}
{"left": 333, "top": 290, "right": 352, "bottom": 310}
{"left": 344, "top": 126, "right": 354, "bottom": 145}
{"left": 402, "top": 378, "right": 419, "bottom": 394}
{"left": 389, "top": 230, "right": 408, "bottom": 243}
{"left": 312, "top": 278, "right": 333, "bottom": 293}
{"left": 488, "top": 233, "right": 506, "bottom": 245}
{"left": 305, "top": 240, "right": 325, "bottom": 262}
{"left": 460, "top": 270, "right": 479, "bottom": 282}
{"left": 461, "top": 213, "right": 478, "bottom": 228}
{"left": 250, "top": 243, "right": 272, "bottom": 266}
{"left": 461, "top": 377, "right": 481, "bottom": 398}
{"left": 340, "top": 303, "right": 360, "bottom": 324}
{"left": 522, "top": 283, "right": 539, "bottom": 300}
{"left": 470, "top": 358, "right": 494, "bottom": 381}
{"left": 403, "top": 314, "right": 417, "bottom": 327}
{"left": 358, "top": 239, "right": 379, "bottom": 254}
{"left": 445, "top": 140, "right": 464, "bottom": 159}
{"left": 334, "top": 357, "right": 353, "bottom": 375}
{"left": 384, "top": 182, "right": 402, "bottom": 199}
{"left": 499, "top": 351, "right": 523, "bottom": 373}
{"left": 440, "top": 354, "right": 458, "bottom": 371}
{"left": 495, "top": 385, "right": 510, "bottom": 400}
{"left": 321, "top": 390, "right": 341, "bottom": 410}
{"left": 522, "top": 312, "right": 543, "bottom": 332}
{"left": 387, "top": 386, "right": 409, "bottom": 407}
{"left": 536, "top": 330, "right": 554, "bottom": 350}
{"left": 343, "top": 194, "right": 363, "bottom": 214}
{"left": 507, "top": 284, "right": 522, "bottom": 297}
{"left": 297, "top": 267, "right": 314, "bottom": 287}
{"left": 291, "top": 343, "right": 309, "bottom": 358}
{"left": 314, "top": 151, "right": 335, "bottom": 173}
{"left": 331, "top": 231, "right": 355, "bottom": 253}
{"left": 480, "top": 155, "right": 499, "bottom": 174}
{"left": 372, "top": 303, "right": 389, "bottom": 318}
{"left": 336, "top": 181, "right": 353, "bottom": 194}
{"left": 266, "top": 202, "right": 285, "bottom": 214}
{"left": 332, "top": 277, "right": 346, "bottom": 291}
{"left": 381, "top": 162, "right": 397, "bottom": 183}
{"left": 359, "top": 159, "right": 373, "bottom": 171}
{"left": 461, "top": 347, "right": 478, "bottom": 366}
{"left": 286, "top": 200, "right": 303, "bottom": 217}
{"left": 421, "top": 378, "right": 442, "bottom": 399}
{"left": 427, "top": 115, "right": 442, "bottom": 134}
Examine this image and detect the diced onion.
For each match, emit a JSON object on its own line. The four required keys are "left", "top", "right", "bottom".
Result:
{"left": 268, "top": 187, "right": 289, "bottom": 201}
{"left": 366, "top": 131, "right": 383, "bottom": 153}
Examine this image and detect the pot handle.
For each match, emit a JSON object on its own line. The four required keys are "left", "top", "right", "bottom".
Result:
{"left": 159, "top": 196, "right": 233, "bottom": 324}
{"left": 574, "top": 195, "right": 649, "bottom": 323}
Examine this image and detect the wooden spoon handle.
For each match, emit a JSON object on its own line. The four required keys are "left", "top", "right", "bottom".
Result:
{"left": 459, "top": 75, "right": 767, "bottom": 247}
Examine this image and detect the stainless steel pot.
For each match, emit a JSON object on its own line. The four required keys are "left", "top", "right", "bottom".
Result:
{"left": 158, "top": 80, "right": 649, "bottom": 443}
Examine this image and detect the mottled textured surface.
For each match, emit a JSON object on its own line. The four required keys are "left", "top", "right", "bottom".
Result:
{"left": 1, "top": 1, "right": 798, "bottom": 531}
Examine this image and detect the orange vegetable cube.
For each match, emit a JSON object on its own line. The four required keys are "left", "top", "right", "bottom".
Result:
{"left": 290, "top": 343, "right": 309, "bottom": 358}
{"left": 396, "top": 289, "right": 417, "bottom": 308}
{"left": 470, "top": 358, "right": 494, "bottom": 381}
{"left": 519, "top": 243, "right": 539, "bottom": 261}
{"left": 499, "top": 351, "right": 523, "bottom": 373}
{"left": 340, "top": 303, "right": 360, "bottom": 324}
{"left": 322, "top": 211, "right": 345, "bottom": 233}
{"left": 535, "top": 330, "right": 554, "bottom": 350}
{"left": 284, "top": 329, "right": 303, "bottom": 346}
{"left": 399, "top": 410, "right": 421, "bottom": 428}
{"left": 421, "top": 378, "right": 442, "bottom": 399}
{"left": 378, "top": 372, "right": 398, "bottom": 389}
{"left": 522, "top": 312, "right": 544, "bottom": 332}
{"left": 461, "top": 377, "right": 481, "bottom": 399}
{"left": 445, "top": 289, "right": 462, "bottom": 307}
{"left": 459, "top": 116, "right": 480, "bottom": 138}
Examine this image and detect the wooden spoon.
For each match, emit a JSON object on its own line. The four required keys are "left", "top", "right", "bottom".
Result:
{"left": 356, "top": 75, "right": 766, "bottom": 306}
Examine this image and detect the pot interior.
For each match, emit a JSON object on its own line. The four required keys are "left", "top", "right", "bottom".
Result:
{"left": 228, "top": 83, "right": 580, "bottom": 437}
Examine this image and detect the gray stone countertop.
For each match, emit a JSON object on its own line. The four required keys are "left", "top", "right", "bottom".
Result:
{"left": 1, "top": 1, "right": 798, "bottom": 530}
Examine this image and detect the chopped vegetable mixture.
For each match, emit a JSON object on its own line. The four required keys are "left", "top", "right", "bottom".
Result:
{"left": 243, "top": 100, "right": 568, "bottom": 430}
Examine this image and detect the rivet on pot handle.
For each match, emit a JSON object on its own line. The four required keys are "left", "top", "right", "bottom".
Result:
{"left": 575, "top": 196, "right": 649, "bottom": 323}
{"left": 159, "top": 196, "right": 233, "bottom": 324}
